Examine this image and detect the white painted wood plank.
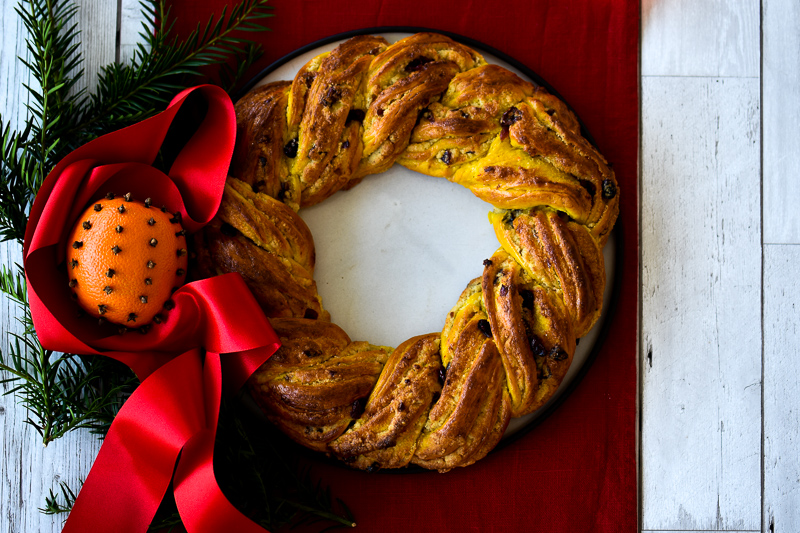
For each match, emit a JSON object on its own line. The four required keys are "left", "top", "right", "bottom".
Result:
{"left": 763, "top": 0, "right": 800, "bottom": 244}
{"left": 764, "top": 244, "right": 800, "bottom": 533}
{"left": 0, "top": 0, "right": 30, "bottom": 132}
{"left": 640, "top": 76, "right": 762, "bottom": 530}
{"left": 0, "top": 380, "right": 103, "bottom": 533}
{"left": 0, "top": 4, "right": 37, "bottom": 533}
{"left": 119, "top": 0, "right": 152, "bottom": 65}
{"left": 0, "top": 0, "right": 117, "bottom": 531}
{"left": 72, "top": 0, "right": 118, "bottom": 96}
{"left": 641, "top": 0, "right": 760, "bottom": 77}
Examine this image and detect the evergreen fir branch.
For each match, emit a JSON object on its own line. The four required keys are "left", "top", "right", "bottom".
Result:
{"left": 0, "top": 262, "right": 26, "bottom": 304}
{"left": 214, "top": 400, "right": 357, "bottom": 530}
{"left": 148, "top": 508, "right": 184, "bottom": 533}
{"left": 219, "top": 42, "right": 264, "bottom": 95}
{"left": 0, "top": 0, "right": 84, "bottom": 244}
{"left": 72, "top": 0, "right": 273, "bottom": 140}
{"left": 40, "top": 480, "right": 79, "bottom": 516}
{"left": 0, "top": 0, "right": 273, "bottom": 247}
{"left": 0, "top": 323, "right": 138, "bottom": 444}
{"left": 0, "top": 263, "right": 138, "bottom": 444}
{"left": 0, "top": 118, "right": 36, "bottom": 243}
{"left": 0, "top": 0, "right": 279, "bottom": 450}
{"left": 1, "top": 0, "right": 275, "bottom": 436}
{"left": 16, "top": 0, "right": 86, "bottom": 189}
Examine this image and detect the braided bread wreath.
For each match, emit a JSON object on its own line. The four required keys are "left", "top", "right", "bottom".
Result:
{"left": 191, "top": 31, "right": 619, "bottom": 472}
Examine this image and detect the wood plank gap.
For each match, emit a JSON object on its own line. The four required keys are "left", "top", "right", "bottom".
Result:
{"left": 638, "top": 3, "right": 645, "bottom": 528}
{"left": 119, "top": 0, "right": 153, "bottom": 65}
{"left": 116, "top": 0, "right": 122, "bottom": 64}
{"left": 759, "top": 3, "right": 765, "bottom": 533}
{"left": 73, "top": 0, "right": 119, "bottom": 96}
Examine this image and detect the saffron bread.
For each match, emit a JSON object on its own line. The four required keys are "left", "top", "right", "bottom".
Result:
{"left": 192, "top": 33, "right": 618, "bottom": 472}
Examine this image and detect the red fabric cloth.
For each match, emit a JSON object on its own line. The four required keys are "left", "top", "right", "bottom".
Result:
{"left": 167, "top": 1, "right": 640, "bottom": 531}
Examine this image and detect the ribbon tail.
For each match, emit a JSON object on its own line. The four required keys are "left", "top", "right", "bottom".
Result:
{"left": 63, "top": 349, "right": 207, "bottom": 533}
{"left": 174, "top": 351, "right": 270, "bottom": 532}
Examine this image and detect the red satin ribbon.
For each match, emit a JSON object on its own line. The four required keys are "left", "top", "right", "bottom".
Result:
{"left": 23, "top": 85, "right": 280, "bottom": 532}
{"left": 62, "top": 349, "right": 273, "bottom": 533}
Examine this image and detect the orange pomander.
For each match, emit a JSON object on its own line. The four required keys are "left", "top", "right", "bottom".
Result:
{"left": 65, "top": 193, "right": 188, "bottom": 327}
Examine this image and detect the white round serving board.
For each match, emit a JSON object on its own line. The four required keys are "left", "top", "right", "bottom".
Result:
{"left": 250, "top": 32, "right": 617, "bottom": 437}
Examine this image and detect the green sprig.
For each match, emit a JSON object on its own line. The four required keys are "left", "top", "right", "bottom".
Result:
{"left": 0, "top": 119, "right": 36, "bottom": 242}
{"left": 220, "top": 41, "right": 265, "bottom": 94}
{"left": 73, "top": 0, "right": 273, "bottom": 141}
{"left": 215, "top": 400, "right": 357, "bottom": 530}
{"left": 0, "top": 0, "right": 275, "bottom": 445}
{"left": 0, "top": 0, "right": 277, "bottom": 442}
{"left": 40, "top": 480, "right": 79, "bottom": 516}
{"left": 0, "top": 0, "right": 273, "bottom": 245}
{"left": 16, "top": 0, "right": 85, "bottom": 206}
{"left": 0, "top": 263, "right": 139, "bottom": 444}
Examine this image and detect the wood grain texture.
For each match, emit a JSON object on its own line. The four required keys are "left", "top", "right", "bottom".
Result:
{"left": 119, "top": 0, "right": 152, "bottom": 64}
{"left": 72, "top": 0, "right": 118, "bottom": 96}
{"left": 763, "top": 0, "right": 800, "bottom": 244}
{"left": 641, "top": 0, "right": 760, "bottom": 77}
{"left": 0, "top": 0, "right": 30, "bottom": 131}
{"left": 764, "top": 244, "right": 800, "bottom": 533}
{"left": 640, "top": 76, "right": 761, "bottom": 531}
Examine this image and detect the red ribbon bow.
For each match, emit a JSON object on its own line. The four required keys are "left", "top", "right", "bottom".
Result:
{"left": 23, "top": 85, "right": 280, "bottom": 532}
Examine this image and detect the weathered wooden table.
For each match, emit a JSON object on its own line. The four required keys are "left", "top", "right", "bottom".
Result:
{"left": 1, "top": 0, "right": 797, "bottom": 531}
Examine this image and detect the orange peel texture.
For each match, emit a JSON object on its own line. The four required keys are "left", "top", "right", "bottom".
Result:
{"left": 66, "top": 194, "right": 188, "bottom": 327}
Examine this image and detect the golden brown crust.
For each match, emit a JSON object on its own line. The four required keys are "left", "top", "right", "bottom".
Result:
{"left": 329, "top": 333, "right": 441, "bottom": 470}
{"left": 455, "top": 153, "right": 596, "bottom": 221}
{"left": 356, "top": 35, "right": 484, "bottom": 180}
{"left": 490, "top": 208, "right": 604, "bottom": 338}
{"left": 200, "top": 33, "right": 620, "bottom": 472}
{"left": 397, "top": 61, "right": 618, "bottom": 243}
{"left": 365, "top": 33, "right": 485, "bottom": 97}
{"left": 481, "top": 248, "right": 575, "bottom": 415}
{"left": 481, "top": 250, "right": 540, "bottom": 417}
{"left": 413, "top": 314, "right": 510, "bottom": 472}
{"left": 292, "top": 35, "right": 389, "bottom": 207}
{"left": 248, "top": 318, "right": 390, "bottom": 451}
{"left": 222, "top": 179, "right": 315, "bottom": 272}
{"left": 509, "top": 92, "right": 619, "bottom": 245}
{"left": 191, "top": 179, "right": 328, "bottom": 320}
{"left": 232, "top": 82, "right": 292, "bottom": 201}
